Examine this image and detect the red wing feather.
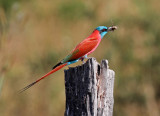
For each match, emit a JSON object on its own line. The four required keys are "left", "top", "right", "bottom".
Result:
{"left": 69, "top": 37, "right": 99, "bottom": 60}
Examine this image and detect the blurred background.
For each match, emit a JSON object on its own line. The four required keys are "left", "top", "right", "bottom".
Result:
{"left": 0, "top": 0, "right": 160, "bottom": 116}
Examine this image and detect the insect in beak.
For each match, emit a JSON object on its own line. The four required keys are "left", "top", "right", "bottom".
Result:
{"left": 108, "top": 26, "right": 118, "bottom": 31}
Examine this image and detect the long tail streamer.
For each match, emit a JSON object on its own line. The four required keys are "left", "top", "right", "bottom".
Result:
{"left": 19, "top": 63, "right": 67, "bottom": 93}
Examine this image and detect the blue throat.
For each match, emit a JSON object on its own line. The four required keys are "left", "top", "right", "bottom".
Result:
{"left": 100, "top": 32, "right": 107, "bottom": 39}
{"left": 96, "top": 26, "right": 108, "bottom": 39}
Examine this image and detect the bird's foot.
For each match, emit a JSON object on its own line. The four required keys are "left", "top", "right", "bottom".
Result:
{"left": 80, "top": 55, "right": 92, "bottom": 64}
{"left": 86, "top": 57, "right": 92, "bottom": 59}
{"left": 80, "top": 58, "right": 85, "bottom": 64}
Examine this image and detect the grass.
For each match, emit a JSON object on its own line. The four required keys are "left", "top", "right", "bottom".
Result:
{"left": 0, "top": 75, "right": 4, "bottom": 97}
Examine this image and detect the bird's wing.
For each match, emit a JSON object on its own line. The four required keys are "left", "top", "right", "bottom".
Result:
{"left": 62, "top": 37, "right": 99, "bottom": 63}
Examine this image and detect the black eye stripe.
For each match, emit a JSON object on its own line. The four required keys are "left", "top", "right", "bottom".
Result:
{"left": 100, "top": 29, "right": 107, "bottom": 33}
{"left": 103, "top": 29, "right": 107, "bottom": 31}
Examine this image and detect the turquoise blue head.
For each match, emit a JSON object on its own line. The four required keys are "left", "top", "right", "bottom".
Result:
{"left": 96, "top": 26, "right": 108, "bottom": 39}
{"left": 96, "top": 26, "right": 117, "bottom": 39}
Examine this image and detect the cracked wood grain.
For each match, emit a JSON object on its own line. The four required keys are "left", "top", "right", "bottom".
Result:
{"left": 64, "top": 58, "right": 115, "bottom": 116}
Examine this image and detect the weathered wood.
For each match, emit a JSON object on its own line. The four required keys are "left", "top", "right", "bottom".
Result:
{"left": 64, "top": 58, "right": 115, "bottom": 116}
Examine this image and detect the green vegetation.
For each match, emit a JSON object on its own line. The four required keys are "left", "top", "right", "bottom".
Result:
{"left": 0, "top": 0, "right": 20, "bottom": 13}
{"left": 0, "top": 0, "right": 160, "bottom": 115}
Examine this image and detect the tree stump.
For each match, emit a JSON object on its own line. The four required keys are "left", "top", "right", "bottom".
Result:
{"left": 64, "top": 58, "right": 115, "bottom": 116}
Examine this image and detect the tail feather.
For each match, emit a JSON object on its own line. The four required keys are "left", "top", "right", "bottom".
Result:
{"left": 19, "top": 63, "right": 67, "bottom": 93}
{"left": 52, "top": 62, "right": 62, "bottom": 69}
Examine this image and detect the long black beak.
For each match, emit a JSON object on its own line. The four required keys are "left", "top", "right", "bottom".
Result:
{"left": 108, "top": 26, "right": 117, "bottom": 31}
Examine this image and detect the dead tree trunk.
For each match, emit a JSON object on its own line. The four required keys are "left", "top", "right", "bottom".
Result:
{"left": 64, "top": 58, "right": 115, "bottom": 116}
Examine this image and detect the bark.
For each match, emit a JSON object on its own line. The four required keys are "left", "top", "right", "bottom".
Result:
{"left": 64, "top": 58, "right": 115, "bottom": 116}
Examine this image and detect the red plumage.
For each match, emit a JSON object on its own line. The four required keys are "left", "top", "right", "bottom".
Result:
{"left": 20, "top": 25, "right": 118, "bottom": 93}
{"left": 69, "top": 30, "right": 101, "bottom": 60}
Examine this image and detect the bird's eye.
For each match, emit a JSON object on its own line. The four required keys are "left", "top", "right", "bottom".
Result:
{"left": 102, "top": 29, "right": 107, "bottom": 32}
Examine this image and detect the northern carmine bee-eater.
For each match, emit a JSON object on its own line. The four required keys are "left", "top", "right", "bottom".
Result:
{"left": 20, "top": 26, "right": 117, "bottom": 93}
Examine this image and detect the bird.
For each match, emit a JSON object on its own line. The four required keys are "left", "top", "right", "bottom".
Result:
{"left": 20, "top": 25, "right": 117, "bottom": 93}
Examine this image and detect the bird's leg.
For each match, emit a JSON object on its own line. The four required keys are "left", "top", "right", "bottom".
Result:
{"left": 80, "top": 57, "right": 85, "bottom": 64}
{"left": 84, "top": 54, "right": 93, "bottom": 59}
{"left": 85, "top": 56, "right": 92, "bottom": 59}
{"left": 80, "top": 55, "right": 90, "bottom": 64}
